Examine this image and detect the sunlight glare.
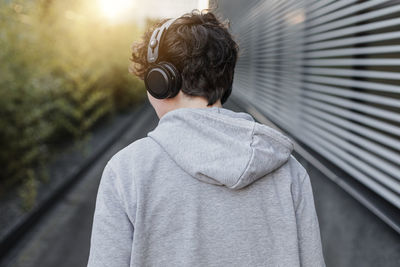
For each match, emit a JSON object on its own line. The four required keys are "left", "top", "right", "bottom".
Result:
{"left": 198, "top": 0, "right": 209, "bottom": 11}
{"left": 98, "top": 0, "right": 135, "bottom": 20}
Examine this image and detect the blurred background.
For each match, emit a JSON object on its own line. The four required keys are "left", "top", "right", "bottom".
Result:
{"left": 0, "top": 0, "right": 399, "bottom": 266}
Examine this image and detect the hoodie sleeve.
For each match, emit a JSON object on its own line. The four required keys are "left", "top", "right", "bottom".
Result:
{"left": 295, "top": 171, "right": 326, "bottom": 267}
{"left": 87, "top": 162, "right": 134, "bottom": 267}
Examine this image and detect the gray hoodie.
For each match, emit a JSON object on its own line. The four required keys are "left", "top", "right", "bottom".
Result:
{"left": 87, "top": 106, "right": 326, "bottom": 267}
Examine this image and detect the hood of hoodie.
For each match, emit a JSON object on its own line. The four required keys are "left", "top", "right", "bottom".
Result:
{"left": 147, "top": 106, "right": 294, "bottom": 190}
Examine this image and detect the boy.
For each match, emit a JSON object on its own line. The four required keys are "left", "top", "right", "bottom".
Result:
{"left": 87, "top": 10, "right": 325, "bottom": 267}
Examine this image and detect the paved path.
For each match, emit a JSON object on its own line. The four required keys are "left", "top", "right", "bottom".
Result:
{"left": 1, "top": 101, "right": 158, "bottom": 267}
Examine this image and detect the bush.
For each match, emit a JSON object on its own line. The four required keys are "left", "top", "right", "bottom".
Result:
{"left": 0, "top": 0, "right": 146, "bottom": 204}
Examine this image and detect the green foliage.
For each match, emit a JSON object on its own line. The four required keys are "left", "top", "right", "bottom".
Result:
{"left": 0, "top": 0, "right": 146, "bottom": 207}
{"left": 18, "top": 168, "right": 38, "bottom": 211}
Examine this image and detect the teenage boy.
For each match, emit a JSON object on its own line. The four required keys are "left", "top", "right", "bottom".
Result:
{"left": 87, "top": 10, "right": 325, "bottom": 267}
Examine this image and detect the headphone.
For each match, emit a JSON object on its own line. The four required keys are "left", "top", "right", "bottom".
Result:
{"left": 144, "top": 18, "right": 233, "bottom": 104}
{"left": 145, "top": 18, "right": 182, "bottom": 100}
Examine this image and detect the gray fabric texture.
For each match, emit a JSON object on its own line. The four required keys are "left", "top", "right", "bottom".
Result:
{"left": 87, "top": 106, "right": 326, "bottom": 267}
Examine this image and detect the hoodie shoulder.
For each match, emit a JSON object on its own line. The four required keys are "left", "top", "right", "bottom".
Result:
{"left": 108, "top": 137, "right": 160, "bottom": 171}
{"left": 285, "top": 154, "right": 311, "bottom": 207}
{"left": 286, "top": 154, "right": 309, "bottom": 185}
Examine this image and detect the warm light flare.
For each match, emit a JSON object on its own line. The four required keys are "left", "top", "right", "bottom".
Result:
{"left": 98, "top": 0, "right": 135, "bottom": 20}
{"left": 198, "top": 0, "right": 209, "bottom": 11}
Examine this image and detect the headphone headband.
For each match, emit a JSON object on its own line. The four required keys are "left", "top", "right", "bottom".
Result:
{"left": 147, "top": 18, "right": 177, "bottom": 63}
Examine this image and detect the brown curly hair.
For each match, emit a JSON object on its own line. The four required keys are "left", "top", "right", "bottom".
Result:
{"left": 129, "top": 10, "right": 239, "bottom": 106}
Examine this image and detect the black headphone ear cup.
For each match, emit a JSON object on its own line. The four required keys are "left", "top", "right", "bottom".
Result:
{"left": 158, "top": 62, "right": 182, "bottom": 98}
{"left": 144, "top": 64, "right": 171, "bottom": 99}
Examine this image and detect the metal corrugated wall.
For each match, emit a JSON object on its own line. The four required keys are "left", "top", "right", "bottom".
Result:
{"left": 216, "top": 0, "right": 400, "bottom": 228}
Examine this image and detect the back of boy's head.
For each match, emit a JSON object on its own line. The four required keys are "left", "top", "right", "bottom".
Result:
{"left": 129, "top": 10, "right": 239, "bottom": 106}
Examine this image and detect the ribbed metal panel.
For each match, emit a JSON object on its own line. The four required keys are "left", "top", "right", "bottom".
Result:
{"left": 216, "top": 0, "right": 400, "bottom": 214}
